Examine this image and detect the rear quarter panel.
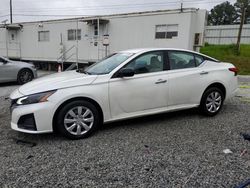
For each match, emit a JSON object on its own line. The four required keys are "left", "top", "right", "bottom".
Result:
{"left": 200, "top": 61, "right": 238, "bottom": 101}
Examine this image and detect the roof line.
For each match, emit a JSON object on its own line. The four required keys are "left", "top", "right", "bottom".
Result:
{"left": 0, "top": 8, "right": 202, "bottom": 25}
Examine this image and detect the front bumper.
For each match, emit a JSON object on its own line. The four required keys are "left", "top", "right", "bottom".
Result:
{"left": 11, "top": 101, "right": 54, "bottom": 134}
{"left": 32, "top": 68, "right": 38, "bottom": 79}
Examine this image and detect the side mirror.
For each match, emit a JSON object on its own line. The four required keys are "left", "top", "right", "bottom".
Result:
{"left": 0, "top": 59, "right": 8, "bottom": 64}
{"left": 118, "top": 68, "right": 135, "bottom": 77}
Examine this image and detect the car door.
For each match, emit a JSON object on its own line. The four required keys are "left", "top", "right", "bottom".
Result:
{"left": 167, "top": 50, "right": 208, "bottom": 107}
{"left": 109, "top": 51, "right": 169, "bottom": 119}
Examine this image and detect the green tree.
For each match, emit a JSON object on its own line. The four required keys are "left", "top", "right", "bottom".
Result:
{"left": 234, "top": 0, "right": 250, "bottom": 24}
{"left": 208, "top": 1, "right": 238, "bottom": 25}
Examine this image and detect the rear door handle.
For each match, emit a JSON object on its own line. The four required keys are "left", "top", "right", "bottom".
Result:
{"left": 155, "top": 79, "right": 167, "bottom": 84}
{"left": 200, "top": 71, "right": 209, "bottom": 75}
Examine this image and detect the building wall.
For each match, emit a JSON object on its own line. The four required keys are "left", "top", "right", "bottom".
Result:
{"left": 109, "top": 12, "right": 192, "bottom": 51}
{"left": 0, "top": 9, "right": 206, "bottom": 63}
{"left": 0, "top": 28, "right": 7, "bottom": 56}
{"left": 205, "top": 24, "right": 250, "bottom": 44}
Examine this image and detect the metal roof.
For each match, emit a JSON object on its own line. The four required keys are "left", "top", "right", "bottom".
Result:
{"left": 0, "top": 8, "right": 201, "bottom": 26}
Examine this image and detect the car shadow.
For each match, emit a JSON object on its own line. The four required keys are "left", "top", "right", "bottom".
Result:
{"left": 0, "top": 82, "right": 18, "bottom": 87}
{"left": 10, "top": 108, "right": 206, "bottom": 143}
{"left": 101, "top": 108, "right": 201, "bottom": 131}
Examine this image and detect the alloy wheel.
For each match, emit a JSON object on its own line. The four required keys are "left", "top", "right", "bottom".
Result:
{"left": 20, "top": 70, "right": 33, "bottom": 83}
{"left": 206, "top": 91, "right": 222, "bottom": 113}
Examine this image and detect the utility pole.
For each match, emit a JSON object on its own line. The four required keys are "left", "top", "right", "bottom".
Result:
{"left": 10, "top": 0, "right": 13, "bottom": 23}
{"left": 180, "top": 0, "right": 183, "bottom": 12}
{"left": 236, "top": 6, "right": 247, "bottom": 54}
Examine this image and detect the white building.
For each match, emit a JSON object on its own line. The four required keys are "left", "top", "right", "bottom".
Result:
{"left": 0, "top": 8, "right": 207, "bottom": 67}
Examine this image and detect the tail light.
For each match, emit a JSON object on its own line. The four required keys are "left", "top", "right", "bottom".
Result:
{"left": 229, "top": 67, "right": 238, "bottom": 76}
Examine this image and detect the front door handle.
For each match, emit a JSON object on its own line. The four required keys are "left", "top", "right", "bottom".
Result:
{"left": 155, "top": 79, "right": 167, "bottom": 84}
{"left": 200, "top": 71, "right": 209, "bottom": 75}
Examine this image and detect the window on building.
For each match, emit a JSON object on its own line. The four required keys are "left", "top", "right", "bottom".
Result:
{"left": 38, "top": 31, "right": 50, "bottom": 42}
{"left": 168, "top": 51, "right": 196, "bottom": 70}
{"left": 11, "top": 34, "right": 15, "bottom": 40}
{"left": 94, "top": 25, "right": 98, "bottom": 36}
{"left": 68, "top": 29, "right": 81, "bottom": 40}
{"left": 194, "top": 33, "right": 201, "bottom": 45}
{"left": 155, "top": 24, "right": 178, "bottom": 39}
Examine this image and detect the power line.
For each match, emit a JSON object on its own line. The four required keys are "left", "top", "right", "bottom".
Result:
{"left": 0, "top": 0, "right": 237, "bottom": 19}
{"left": 0, "top": 14, "right": 10, "bottom": 18}
{"left": 10, "top": 14, "right": 88, "bottom": 17}
{"left": 0, "top": 0, "right": 236, "bottom": 12}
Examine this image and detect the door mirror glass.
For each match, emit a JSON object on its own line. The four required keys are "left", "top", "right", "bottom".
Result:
{"left": 118, "top": 68, "right": 135, "bottom": 77}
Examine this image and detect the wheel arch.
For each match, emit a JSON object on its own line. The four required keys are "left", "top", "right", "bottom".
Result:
{"left": 17, "top": 67, "right": 34, "bottom": 80}
{"left": 201, "top": 82, "right": 226, "bottom": 102}
{"left": 52, "top": 97, "right": 104, "bottom": 132}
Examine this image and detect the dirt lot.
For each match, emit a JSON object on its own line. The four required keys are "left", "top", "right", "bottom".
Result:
{"left": 0, "top": 75, "right": 249, "bottom": 188}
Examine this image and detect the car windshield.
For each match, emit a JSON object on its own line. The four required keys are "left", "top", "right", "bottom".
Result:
{"left": 85, "top": 53, "right": 133, "bottom": 75}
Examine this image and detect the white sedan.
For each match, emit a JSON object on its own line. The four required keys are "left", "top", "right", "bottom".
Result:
{"left": 10, "top": 48, "right": 238, "bottom": 139}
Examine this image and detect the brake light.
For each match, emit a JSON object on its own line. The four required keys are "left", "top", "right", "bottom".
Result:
{"left": 229, "top": 67, "right": 238, "bottom": 76}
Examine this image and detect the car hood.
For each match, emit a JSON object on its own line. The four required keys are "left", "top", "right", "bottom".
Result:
{"left": 18, "top": 70, "right": 98, "bottom": 95}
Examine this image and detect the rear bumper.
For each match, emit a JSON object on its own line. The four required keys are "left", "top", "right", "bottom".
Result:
{"left": 226, "top": 88, "right": 239, "bottom": 100}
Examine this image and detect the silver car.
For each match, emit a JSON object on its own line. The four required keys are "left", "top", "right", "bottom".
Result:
{"left": 0, "top": 56, "right": 37, "bottom": 84}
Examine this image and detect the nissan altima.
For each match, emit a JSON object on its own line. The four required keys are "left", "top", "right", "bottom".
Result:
{"left": 9, "top": 48, "right": 238, "bottom": 139}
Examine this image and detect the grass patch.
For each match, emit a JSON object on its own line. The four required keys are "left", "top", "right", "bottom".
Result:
{"left": 239, "top": 85, "right": 250, "bottom": 89}
{"left": 200, "top": 44, "right": 250, "bottom": 75}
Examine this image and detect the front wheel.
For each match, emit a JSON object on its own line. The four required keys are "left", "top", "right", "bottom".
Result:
{"left": 200, "top": 87, "right": 224, "bottom": 116}
{"left": 56, "top": 100, "right": 101, "bottom": 139}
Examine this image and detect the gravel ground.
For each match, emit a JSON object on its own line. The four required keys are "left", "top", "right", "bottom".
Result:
{"left": 0, "top": 76, "right": 249, "bottom": 188}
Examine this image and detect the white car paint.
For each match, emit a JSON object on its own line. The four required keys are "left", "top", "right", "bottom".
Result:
{"left": 9, "top": 48, "right": 238, "bottom": 134}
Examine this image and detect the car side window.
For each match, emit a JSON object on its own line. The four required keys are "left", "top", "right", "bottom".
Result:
{"left": 195, "top": 55, "right": 204, "bottom": 66}
{"left": 124, "top": 51, "right": 164, "bottom": 74}
{"left": 168, "top": 51, "right": 196, "bottom": 70}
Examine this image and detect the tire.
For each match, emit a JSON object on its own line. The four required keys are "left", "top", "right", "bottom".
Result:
{"left": 200, "top": 87, "right": 224, "bottom": 116}
{"left": 56, "top": 100, "right": 101, "bottom": 139}
{"left": 17, "top": 69, "right": 34, "bottom": 85}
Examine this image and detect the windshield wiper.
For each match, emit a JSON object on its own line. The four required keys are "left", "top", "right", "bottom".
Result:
{"left": 76, "top": 69, "right": 92, "bottom": 75}
{"left": 81, "top": 70, "right": 91, "bottom": 75}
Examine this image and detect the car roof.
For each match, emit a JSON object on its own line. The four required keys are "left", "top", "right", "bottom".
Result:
{"left": 119, "top": 48, "right": 218, "bottom": 62}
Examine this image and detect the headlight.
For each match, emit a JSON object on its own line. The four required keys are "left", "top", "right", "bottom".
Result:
{"left": 31, "top": 65, "right": 36, "bottom": 69}
{"left": 16, "top": 90, "right": 56, "bottom": 105}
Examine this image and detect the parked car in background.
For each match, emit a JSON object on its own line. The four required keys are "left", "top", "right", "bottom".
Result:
{"left": 0, "top": 56, "right": 37, "bottom": 84}
{"left": 9, "top": 48, "right": 238, "bottom": 139}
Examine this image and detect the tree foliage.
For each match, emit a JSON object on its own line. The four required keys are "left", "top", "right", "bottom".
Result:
{"left": 208, "top": 1, "right": 238, "bottom": 25}
{"left": 208, "top": 0, "right": 250, "bottom": 25}
{"left": 234, "top": 0, "right": 250, "bottom": 24}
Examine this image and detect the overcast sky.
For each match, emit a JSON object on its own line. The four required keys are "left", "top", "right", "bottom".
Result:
{"left": 0, "top": 0, "right": 236, "bottom": 23}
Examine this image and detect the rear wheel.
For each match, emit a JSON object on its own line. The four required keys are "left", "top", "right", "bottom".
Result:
{"left": 200, "top": 87, "right": 224, "bottom": 116}
{"left": 17, "top": 69, "right": 33, "bottom": 85}
{"left": 56, "top": 100, "right": 101, "bottom": 139}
